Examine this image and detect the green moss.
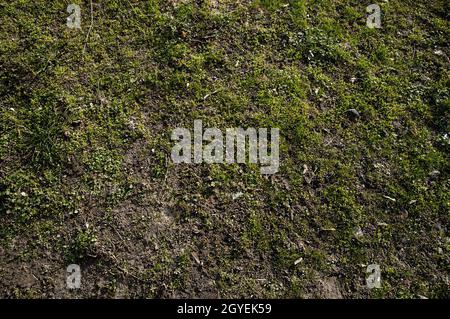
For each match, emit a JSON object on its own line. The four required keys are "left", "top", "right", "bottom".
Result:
{"left": 0, "top": 0, "right": 448, "bottom": 298}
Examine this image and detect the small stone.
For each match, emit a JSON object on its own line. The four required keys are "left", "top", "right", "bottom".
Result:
{"left": 346, "top": 108, "right": 360, "bottom": 119}
{"left": 434, "top": 223, "right": 443, "bottom": 232}
{"left": 354, "top": 227, "right": 364, "bottom": 239}
{"left": 429, "top": 170, "right": 440, "bottom": 178}
{"left": 232, "top": 192, "right": 244, "bottom": 200}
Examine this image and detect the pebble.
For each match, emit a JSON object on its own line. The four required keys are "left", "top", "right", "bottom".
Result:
{"left": 346, "top": 108, "right": 360, "bottom": 119}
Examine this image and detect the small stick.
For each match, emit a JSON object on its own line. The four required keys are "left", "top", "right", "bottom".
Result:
{"left": 82, "top": 0, "right": 94, "bottom": 56}
{"left": 203, "top": 89, "right": 220, "bottom": 101}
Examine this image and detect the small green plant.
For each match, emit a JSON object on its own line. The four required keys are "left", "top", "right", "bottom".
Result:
{"left": 67, "top": 228, "right": 97, "bottom": 263}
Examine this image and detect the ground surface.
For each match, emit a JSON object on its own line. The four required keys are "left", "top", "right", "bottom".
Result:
{"left": 0, "top": 0, "right": 449, "bottom": 298}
